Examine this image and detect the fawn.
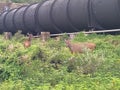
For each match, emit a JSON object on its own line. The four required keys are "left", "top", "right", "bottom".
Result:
{"left": 23, "top": 34, "right": 33, "bottom": 48}
{"left": 65, "top": 40, "right": 96, "bottom": 54}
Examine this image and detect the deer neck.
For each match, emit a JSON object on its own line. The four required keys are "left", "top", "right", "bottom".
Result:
{"left": 28, "top": 38, "right": 31, "bottom": 41}
{"left": 67, "top": 43, "right": 73, "bottom": 52}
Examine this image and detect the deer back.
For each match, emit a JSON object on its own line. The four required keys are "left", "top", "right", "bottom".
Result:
{"left": 84, "top": 42, "right": 96, "bottom": 50}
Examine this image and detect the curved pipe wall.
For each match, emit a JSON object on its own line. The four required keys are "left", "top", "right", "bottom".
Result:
{"left": 4, "top": 9, "right": 17, "bottom": 33}
{"left": 0, "top": 12, "right": 7, "bottom": 33}
{"left": 14, "top": 6, "right": 27, "bottom": 33}
{"left": 0, "top": 0, "right": 120, "bottom": 34}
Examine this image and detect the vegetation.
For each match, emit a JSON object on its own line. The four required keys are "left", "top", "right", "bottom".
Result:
{"left": 12, "top": 0, "right": 43, "bottom": 3}
{"left": 0, "top": 0, "right": 43, "bottom": 3}
{"left": 0, "top": 32, "right": 120, "bottom": 90}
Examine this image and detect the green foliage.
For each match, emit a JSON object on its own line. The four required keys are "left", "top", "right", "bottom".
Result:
{"left": 0, "top": 33, "right": 120, "bottom": 89}
{"left": 66, "top": 50, "right": 105, "bottom": 74}
{"left": 11, "top": 0, "right": 43, "bottom": 3}
{"left": 12, "top": 30, "right": 25, "bottom": 42}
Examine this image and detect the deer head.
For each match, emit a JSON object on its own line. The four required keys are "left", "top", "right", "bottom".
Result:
{"left": 27, "top": 33, "right": 33, "bottom": 41}
{"left": 65, "top": 39, "right": 72, "bottom": 47}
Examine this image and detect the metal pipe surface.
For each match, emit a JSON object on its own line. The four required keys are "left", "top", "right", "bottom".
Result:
{"left": 0, "top": 0, "right": 120, "bottom": 34}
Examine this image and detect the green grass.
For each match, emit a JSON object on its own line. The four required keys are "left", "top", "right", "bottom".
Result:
{"left": 0, "top": 32, "right": 120, "bottom": 90}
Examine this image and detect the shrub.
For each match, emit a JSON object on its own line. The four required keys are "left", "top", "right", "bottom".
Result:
{"left": 67, "top": 50, "right": 105, "bottom": 74}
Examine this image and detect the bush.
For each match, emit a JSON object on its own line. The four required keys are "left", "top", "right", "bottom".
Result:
{"left": 0, "top": 34, "right": 120, "bottom": 89}
{"left": 11, "top": 0, "right": 43, "bottom": 3}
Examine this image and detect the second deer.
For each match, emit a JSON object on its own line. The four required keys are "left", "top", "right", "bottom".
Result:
{"left": 65, "top": 40, "right": 96, "bottom": 54}
{"left": 23, "top": 34, "right": 33, "bottom": 48}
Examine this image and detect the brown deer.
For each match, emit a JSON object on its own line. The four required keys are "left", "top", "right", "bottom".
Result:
{"left": 23, "top": 34, "right": 33, "bottom": 48}
{"left": 65, "top": 40, "right": 96, "bottom": 54}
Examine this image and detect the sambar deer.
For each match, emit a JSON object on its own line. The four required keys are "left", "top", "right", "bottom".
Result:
{"left": 23, "top": 34, "right": 33, "bottom": 48}
{"left": 65, "top": 40, "right": 96, "bottom": 54}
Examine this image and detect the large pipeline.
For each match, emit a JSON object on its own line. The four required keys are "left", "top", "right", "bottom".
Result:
{"left": 0, "top": 0, "right": 120, "bottom": 34}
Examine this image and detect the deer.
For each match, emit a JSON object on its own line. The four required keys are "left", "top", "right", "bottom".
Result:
{"left": 65, "top": 40, "right": 96, "bottom": 54}
{"left": 23, "top": 34, "right": 33, "bottom": 48}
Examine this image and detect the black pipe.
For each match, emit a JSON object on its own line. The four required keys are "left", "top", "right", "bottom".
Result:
{"left": 0, "top": 12, "right": 7, "bottom": 33}
{"left": 36, "top": 0, "right": 56, "bottom": 33}
{"left": 4, "top": 9, "right": 17, "bottom": 33}
{"left": 92, "top": 0, "right": 120, "bottom": 29}
{"left": 13, "top": 5, "right": 28, "bottom": 33}
{"left": 0, "top": 0, "right": 120, "bottom": 34}
{"left": 23, "top": 3, "right": 38, "bottom": 32}
{"left": 50, "top": 0, "right": 75, "bottom": 32}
